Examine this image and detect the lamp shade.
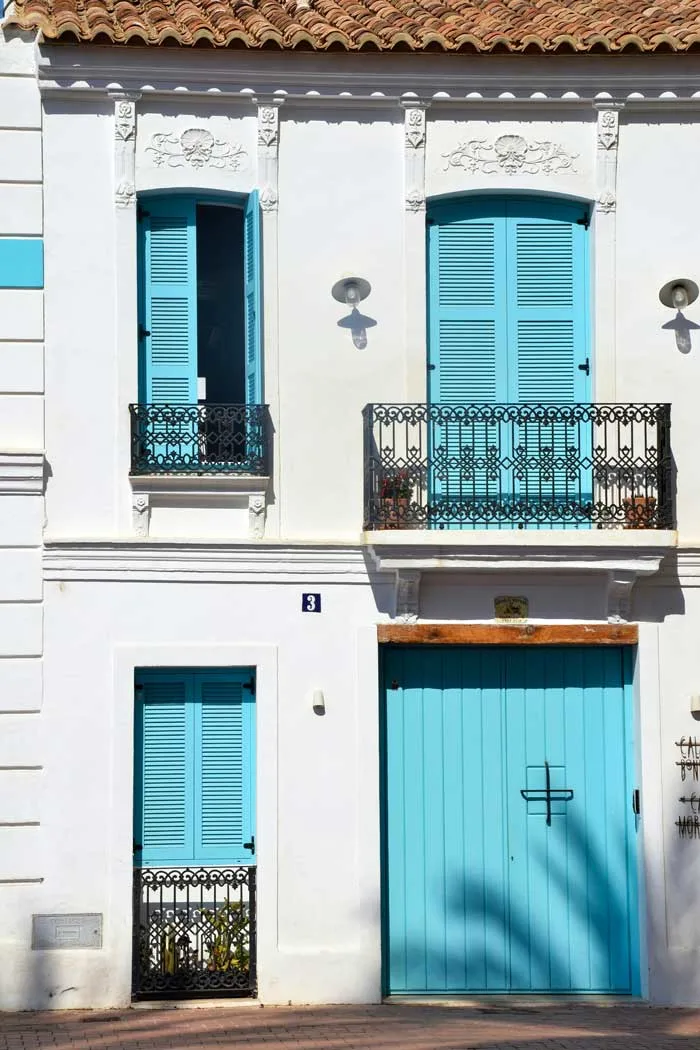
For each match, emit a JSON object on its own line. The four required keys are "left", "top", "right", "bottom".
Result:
{"left": 332, "top": 276, "right": 371, "bottom": 305}
{"left": 659, "top": 278, "right": 699, "bottom": 309}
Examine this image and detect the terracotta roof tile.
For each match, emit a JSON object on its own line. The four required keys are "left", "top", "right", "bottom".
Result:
{"left": 7, "top": 0, "right": 700, "bottom": 52}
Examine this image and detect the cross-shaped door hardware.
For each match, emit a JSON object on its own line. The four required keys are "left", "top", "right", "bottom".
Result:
{"left": 520, "top": 760, "right": 574, "bottom": 826}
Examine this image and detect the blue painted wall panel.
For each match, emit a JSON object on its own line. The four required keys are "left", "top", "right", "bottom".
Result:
{"left": 0, "top": 239, "right": 43, "bottom": 289}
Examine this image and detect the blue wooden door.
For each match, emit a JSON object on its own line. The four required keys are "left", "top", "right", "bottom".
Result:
{"left": 383, "top": 646, "right": 638, "bottom": 994}
{"left": 134, "top": 669, "right": 256, "bottom": 868}
{"left": 427, "top": 198, "right": 590, "bottom": 527}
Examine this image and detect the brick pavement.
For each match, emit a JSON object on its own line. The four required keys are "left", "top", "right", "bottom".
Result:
{"left": 2, "top": 1001, "right": 700, "bottom": 1050}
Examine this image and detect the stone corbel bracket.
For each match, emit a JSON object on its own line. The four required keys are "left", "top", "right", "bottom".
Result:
{"left": 606, "top": 563, "right": 660, "bottom": 623}
{"left": 395, "top": 568, "right": 421, "bottom": 622}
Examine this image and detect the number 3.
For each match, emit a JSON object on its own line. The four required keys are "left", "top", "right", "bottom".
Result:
{"left": 305, "top": 595, "right": 317, "bottom": 611}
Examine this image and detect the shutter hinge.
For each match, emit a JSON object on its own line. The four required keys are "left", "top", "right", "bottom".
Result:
{"left": 137, "top": 206, "right": 150, "bottom": 221}
{"left": 576, "top": 213, "right": 590, "bottom": 229}
{"left": 244, "top": 677, "right": 255, "bottom": 695}
{"left": 135, "top": 683, "right": 143, "bottom": 692}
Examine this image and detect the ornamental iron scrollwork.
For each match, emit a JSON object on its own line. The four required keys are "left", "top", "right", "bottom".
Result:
{"left": 132, "top": 866, "right": 256, "bottom": 999}
{"left": 129, "top": 403, "right": 270, "bottom": 476}
{"left": 362, "top": 402, "right": 673, "bottom": 530}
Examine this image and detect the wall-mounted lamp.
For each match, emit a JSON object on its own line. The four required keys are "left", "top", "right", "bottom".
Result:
{"left": 332, "top": 276, "right": 375, "bottom": 349}
{"left": 660, "top": 278, "right": 700, "bottom": 354}
{"left": 311, "top": 689, "right": 326, "bottom": 716}
{"left": 691, "top": 695, "right": 700, "bottom": 720}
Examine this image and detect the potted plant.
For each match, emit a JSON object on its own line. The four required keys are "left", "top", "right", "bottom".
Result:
{"left": 379, "top": 469, "right": 412, "bottom": 529}
{"left": 623, "top": 494, "right": 657, "bottom": 529}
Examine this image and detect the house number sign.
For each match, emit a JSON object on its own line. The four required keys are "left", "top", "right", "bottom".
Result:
{"left": 494, "top": 595, "right": 529, "bottom": 621}
{"left": 302, "top": 593, "right": 322, "bottom": 613}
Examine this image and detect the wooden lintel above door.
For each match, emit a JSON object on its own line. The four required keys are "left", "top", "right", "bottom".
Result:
{"left": 377, "top": 623, "right": 638, "bottom": 646}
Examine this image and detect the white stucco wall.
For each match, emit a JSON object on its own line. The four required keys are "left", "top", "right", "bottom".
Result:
{"left": 0, "top": 27, "right": 45, "bottom": 1007}
{"left": 3, "top": 36, "right": 700, "bottom": 1009}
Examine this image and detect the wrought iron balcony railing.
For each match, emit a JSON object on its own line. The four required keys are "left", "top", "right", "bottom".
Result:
{"left": 129, "top": 403, "right": 269, "bottom": 475}
{"left": 132, "top": 866, "right": 256, "bottom": 999}
{"left": 363, "top": 403, "right": 673, "bottom": 531}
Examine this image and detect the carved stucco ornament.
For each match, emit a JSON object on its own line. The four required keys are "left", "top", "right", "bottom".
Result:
{"left": 444, "top": 134, "right": 578, "bottom": 176}
{"left": 405, "top": 189, "right": 426, "bottom": 212}
{"left": 115, "top": 100, "right": 136, "bottom": 141}
{"left": 260, "top": 186, "right": 278, "bottom": 212}
{"left": 597, "top": 189, "right": 617, "bottom": 213}
{"left": 597, "top": 109, "right": 619, "bottom": 150}
{"left": 115, "top": 179, "right": 136, "bottom": 209}
{"left": 405, "top": 107, "right": 426, "bottom": 149}
{"left": 258, "top": 107, "right": 279, "bottom": 148}
{"left": 146, "top": 128, "right": 248, "bottom": 171}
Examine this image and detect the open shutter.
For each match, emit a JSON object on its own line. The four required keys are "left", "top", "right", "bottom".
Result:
{"left": 135, "top": 673, "right": 194, "bottom": 866}
{"left": 194, "top": 673, "right": 255, "bottom": 865}
{"left": 428, "top": 204, "right": 508, "bottom": 525}
{"left": 507, "top": 201, "right": 590, "bottom": 523}
{"left": 141, "top": 198, "right": 198, "bottom": 405}
{"left": 243, "top": 191, "right": 262, "bottom": 405}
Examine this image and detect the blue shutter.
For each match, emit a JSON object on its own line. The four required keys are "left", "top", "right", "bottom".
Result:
{"left": 134, "top": 673, "right": 194, "bottom": 866}
{"left": 244, "top": 191, "right": 262, "bottom": 405}
{"left": 140, "top": 197, "right": 198, "bottom": 405}
{"left": 506, "top": 200, "right": 590, "bottom": 521}
{"left": 427, "top": 202, "right": 508, "bottom": 521}
{"left": 135, "top": 669, "right": 256, "bottom": 868}
{"left": 193, "top": 673, "right": 256, "bottom": 865}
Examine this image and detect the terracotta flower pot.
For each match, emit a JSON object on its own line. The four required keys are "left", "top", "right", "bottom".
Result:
{"left": 378, "top": 497, "right": 410, "bottom": 530}
{"left": 623, "top": 495, "right": 657, "bottom": 529}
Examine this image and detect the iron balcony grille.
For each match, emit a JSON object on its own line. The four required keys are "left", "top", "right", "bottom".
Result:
{"left": 132, "top": 866, "right": 256, "bottom": 1000}
{"left": 129, "top": 403, "right": 269, "bottom": 475}
{"left": 363, "top": 403, "right": 673, "bottom": 530}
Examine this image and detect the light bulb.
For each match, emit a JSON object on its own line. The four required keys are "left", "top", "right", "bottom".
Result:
{"left": 672, "top": 284, "right": 689, "bottom": 310}
{"left": 344, "top": 282, "right": 361, "bottom": 309}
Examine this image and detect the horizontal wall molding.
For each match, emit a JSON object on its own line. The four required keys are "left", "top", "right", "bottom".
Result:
{"left": 0, "top": 452, "right": 44, "bottom": 495}
{"left": 35, "top": 47, "right": 700, "bottom": 108}
{"left": 378, "top": 623, "right": 639, "bottom": 646}
{"left": 0, "top": 239, "right": 43, "bottom": 289}
{"left": 43, "top": 541, "right": 383, "bottom": 583}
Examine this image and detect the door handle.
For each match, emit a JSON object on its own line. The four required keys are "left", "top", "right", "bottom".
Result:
{"left": 578, "top": 357, "right": 590, "bottom": 376}
{"left": 632, "top": 789, "right": 641, "bottom": 815}
{"left": 243, "top": 835, "right": 255, "bottom": 854}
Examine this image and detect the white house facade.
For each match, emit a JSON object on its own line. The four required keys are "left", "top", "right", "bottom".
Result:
{"left": 2, "top": 0, "right": 700, "bottom": 1011}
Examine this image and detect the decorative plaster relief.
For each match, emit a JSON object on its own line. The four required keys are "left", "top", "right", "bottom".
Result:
{"left": 405, "top": 107, "right": 426, "bottom": 149}
{"left": 444, "top": 134, "right": 579, "bottom": 175}
{"left": 249, "top": 494, "right": 266, "bottom": 539}
{"left": 597, "top": 190, "right": 617, "bottom": 213}
{"left": 146, "top": 128, "right": 248, "bottom": 171}
{"left": 260, "top": 186, "right": 278, "bottom": 212}
{"left": 597, "top": 108, "right": 619, "bottom": 150}
{"left": 132, "top": 494, "right": 150, "bottom": 538}
{"left": 606, "top": 569, "right": 637, "bottom": 623}
{"left": 115, "top": 99, "right": 136, "bottom": 141}
{"left": 115, "top": 180, "right": 136, "bottom": 209}
{"left": 258, "top": 106, "right": 279, "bottom": 148}
{"left": 405, "top": 189, "right": 426, "bottom": 212}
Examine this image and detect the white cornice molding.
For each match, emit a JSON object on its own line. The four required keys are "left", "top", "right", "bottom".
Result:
{"left": 43, "top": 541, "right": 379, "bottom": 583}
{"left": 35, "top": 47, "right": 700, "bottom": 107}
{"left": 0, "top": 452, "right": 45, "bottom": 495}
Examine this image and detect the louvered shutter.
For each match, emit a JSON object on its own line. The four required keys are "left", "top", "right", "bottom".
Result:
{"left": 134, "top": 673, "right": 194, "bottom": 866}
{"left": 428, "top": 204, "right": 508, "bottom": 524}
{"left": 139, "top": 197, "right": 198, "bottom": 466}
{"left": 507, "top": 201, "right": 590, "bottom": 522}
{"left": 194, "top": 674, "right": 255, "bottom": 865}
{"left": 243, "top": 191, "right": 262, "bottom": 406}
